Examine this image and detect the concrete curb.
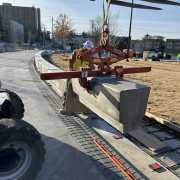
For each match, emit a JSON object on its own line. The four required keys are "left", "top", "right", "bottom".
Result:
{"left": 34, "top": 51, "right": 67, "bottom": 97}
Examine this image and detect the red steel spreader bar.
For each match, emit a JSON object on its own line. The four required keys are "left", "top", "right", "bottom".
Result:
{"left": 40, "top": 70, "right": 101, "bottom": 80}
{"left": 122, "top": 67, "right": 151, "bottom": 74}
{"left": 40, "top": 66, "right": 151, "bottom": 80}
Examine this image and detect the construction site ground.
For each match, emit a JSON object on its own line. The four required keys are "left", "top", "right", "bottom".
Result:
{"left": 2, "top": 50, "right": 177, "bottom": 180}
{"left": 51, "top": 53, "right": 180, "bottom": 125}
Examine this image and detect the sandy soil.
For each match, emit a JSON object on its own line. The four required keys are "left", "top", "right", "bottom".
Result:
{"left": 51, "top": 53, "right": 180, "bottom": 125}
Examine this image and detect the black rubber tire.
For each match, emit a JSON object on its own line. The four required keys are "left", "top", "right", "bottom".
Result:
{"left": 0, "top": 90, "right": 25, "bottom": 120}
{"left": 0, "top": 118, "right": 45, "bottom": 180}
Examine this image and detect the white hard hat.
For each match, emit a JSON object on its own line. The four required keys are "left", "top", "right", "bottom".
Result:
{"left": 83, "top": 40, "right": 94, "bottom": 49}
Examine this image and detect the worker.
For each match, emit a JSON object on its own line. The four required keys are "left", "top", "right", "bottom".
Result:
{"left": 69, "top": 40, "right": 94, "bottom": 70}
{"left": 60, "top": 40, "right": 94, "bottom": 114}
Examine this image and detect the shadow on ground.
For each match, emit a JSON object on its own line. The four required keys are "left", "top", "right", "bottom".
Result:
{"left": 36, "top": 135, "right": 123, "bottom": 180}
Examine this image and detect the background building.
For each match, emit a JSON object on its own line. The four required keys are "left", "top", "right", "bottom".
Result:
{"left": 131, "top": 40, "right": 143, "bottom": 53}
{"left": 0, "top": 17, "right": 24, "bottom": 44}
{"left": 9, "top": 20, "right": 24, "bottom": 45}
{"left": 131, "top": 34, "right": 165, "bottom": 53}
{"left": 0, "top": 3, "right": 41, "bottom": 43}
{"left": 166, "top": 39, "right": 180, "bottom": 55}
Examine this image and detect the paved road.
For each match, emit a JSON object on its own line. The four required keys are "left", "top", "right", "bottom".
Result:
{"left": 0, "top": 51, "right": 109, "bottom": 180}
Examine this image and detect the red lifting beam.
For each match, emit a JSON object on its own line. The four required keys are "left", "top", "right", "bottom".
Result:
{"left": 40, "top": 66, "right": 151, "bottom": 81}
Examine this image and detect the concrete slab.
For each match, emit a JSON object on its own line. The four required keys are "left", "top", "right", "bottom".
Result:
{"left": 163, "top": 139, "right": 180, "bottom": 150}
{"left": 84, "top": 116, "right": 179, "bottom": 180}
{"left": 145, "top": 126, "right": 161, "bottom": 133}
{"left": 72, "top": 77, "right": 150, "bottom": 133}
{"left": 0, "top": 51, "right": 109, "bottom": 180}
{"left": 128, "top": 129, "right": 167, "bottom": 152}
{"left": 157, "top": 152, "right": 180, "bottom": 167}
{"left": 153, "top": 131, "right": 174, "bottom": 141}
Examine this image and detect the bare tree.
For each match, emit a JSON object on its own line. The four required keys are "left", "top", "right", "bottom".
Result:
{"left": 54, "top": 14, "right": 74, "bottom": 42}
{"left": 89, "top": 16, "right": 103, "bottom": 46}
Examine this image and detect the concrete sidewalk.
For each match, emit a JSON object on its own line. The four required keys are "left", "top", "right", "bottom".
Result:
{"left": 0, "top": 51, "right": 109, "bottom": 180}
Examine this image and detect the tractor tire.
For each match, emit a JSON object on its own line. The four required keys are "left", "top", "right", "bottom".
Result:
{"left": 0, "top": 118, "right": 45, "bottom": 180}
{"left": 0, "top": 90, "right": 25, "bottom": 120}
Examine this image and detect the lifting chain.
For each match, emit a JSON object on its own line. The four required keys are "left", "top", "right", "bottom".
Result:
{"left": 100, "top": 0, "right": 112, "bottom": 47}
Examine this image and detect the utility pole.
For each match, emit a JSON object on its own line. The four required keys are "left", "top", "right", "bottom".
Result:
{"left": 51, "top": 16, "right": 54, "bottom": 41}
{"left": 128, "top": 0, "right": 134, "bottom": 49}
{"left": 127, "top": 0, "right": 134, "bottom": 61}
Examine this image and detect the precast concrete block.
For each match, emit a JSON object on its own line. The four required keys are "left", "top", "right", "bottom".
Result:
{"left": 72, "top": 76, "right": 150, "bottom": 133}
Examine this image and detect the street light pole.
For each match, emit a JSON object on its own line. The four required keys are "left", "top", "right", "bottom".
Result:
{"left": 127, "top": 0, "right": 134, "bottom": 61}
{"left": 128, "top": 0, "right": 134, "bottom": 48}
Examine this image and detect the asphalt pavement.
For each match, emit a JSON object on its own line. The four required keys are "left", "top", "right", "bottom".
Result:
{"left": 0, "top": 50, "right": 109, "bottom": 180}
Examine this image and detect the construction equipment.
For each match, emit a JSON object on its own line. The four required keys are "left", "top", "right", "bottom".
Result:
{"left": 39, "top": 0, "right": 165, "bottom": 152}
{"left": 0, "top": 81, "right": 45, "bottom": 180}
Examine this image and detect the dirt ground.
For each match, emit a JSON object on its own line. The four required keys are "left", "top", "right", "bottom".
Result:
{"left": 51, "top": 53, "right": 180, "bottom": 125}
{"left": 51, "top": 54, "right": 70, "bottom": 70}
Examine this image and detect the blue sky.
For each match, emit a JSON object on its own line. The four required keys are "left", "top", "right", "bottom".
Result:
{"left": 1, "top": 0, "right": 180, "bottom": 39}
